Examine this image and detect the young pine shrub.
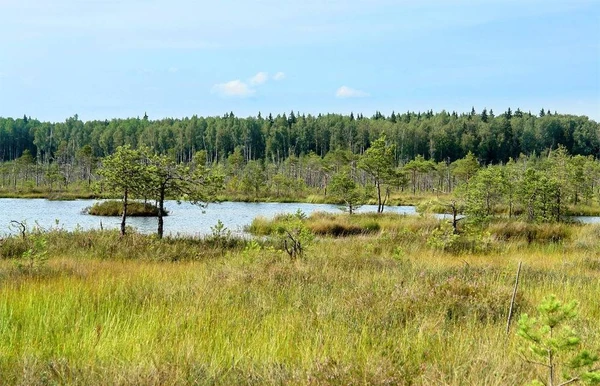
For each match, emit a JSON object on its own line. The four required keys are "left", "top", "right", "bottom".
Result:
{"left": 15, "top": 235, "right": 48, "bottom": 274}
{"left": 517, "top": 295, "right": 600, "bottom": 386}
{"left": 427, "top": 220, "right": 460, "bottom": 252}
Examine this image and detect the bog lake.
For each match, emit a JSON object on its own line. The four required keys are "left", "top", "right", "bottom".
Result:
{"left": 2, "top": 198, "right": 598, "bottom": 237}
{"left": 0, "top": 199, "right": 418, "bottom": 237}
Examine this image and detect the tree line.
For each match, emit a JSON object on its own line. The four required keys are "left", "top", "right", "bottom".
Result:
{"left": 1, "top": 108, "right": 598, "bottom": 167}
{"left": 1, "top": 109, "right": 600, "bottom": 222}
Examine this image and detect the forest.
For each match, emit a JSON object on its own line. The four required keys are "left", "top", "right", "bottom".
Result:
{"left": 1, "top": 108, "right": 599, "bottom": 165}
{"left": 1, "top": 108, "right": 599, "bottom": 207}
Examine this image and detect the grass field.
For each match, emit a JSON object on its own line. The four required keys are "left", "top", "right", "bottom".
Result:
{"left": 0, "top": 214, "right": 599, "bottom": 385}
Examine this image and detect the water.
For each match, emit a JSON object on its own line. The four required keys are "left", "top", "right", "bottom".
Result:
{"left": 0, "top": 199, "right": 417, "bottom": 237}
{"left": 570, "top": 216, "right": 600, "bottom": 224}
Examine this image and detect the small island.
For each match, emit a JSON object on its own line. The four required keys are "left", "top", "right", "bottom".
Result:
{"left": 86, "top": 200, "right": 168, "bottom": 217}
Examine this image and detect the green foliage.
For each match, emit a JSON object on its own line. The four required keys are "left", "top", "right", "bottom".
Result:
{"left": 451, "top": 151, "right": 480, "bottom": 184}
{"left": 95, "top": 146, "right": 223, "bottom": 238}
{"left": 15, "top": 235, "right": 48, "bottom": 274}
{"left": 358, "top": 135, "right": 396, "bottom": 213}
{"left": 518, "top": 169, "right": 562, "bottom": 222}
{"left": 3, "top": 112, "right": 600, "bottom": 225}
{"left": 416, "top": 199, "right": 457, "bottom": 214}
{"left": 204, "top": 220, "right": 236, "bottom": 249}
{"left": 328, "top": 169, "right": 366, "bottom": 214}
{"left": 96, "top": 145, "right": 147, "bottom": 235}
{"left": 517, "top": 295, "right": 600, "bottom": 385}
{"left": 96, "top": 145, "right": 146, "bottom": 197}
{"left": 427, "top": 221, "right": 460, "bottom": 252}
{"left": 403, "top": 154, "right": 436, "bottom": 195}
{"left": 273, "top": 211, "right": 314, "bottom": 259}
{"left": 240, "top": 160, "right": 265, "bottom": 197}
{"left": 143, "top": 149, "right": 224, "bottom": 238}
{"left": 427, "top": 220, "right": 492, "bottom": 254}
{"left": 461, "top": 165, "right": 506, "bottom": 225}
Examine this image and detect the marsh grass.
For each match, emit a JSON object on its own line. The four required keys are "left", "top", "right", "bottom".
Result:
{"left": 565, "top": 204, "right": 600, "bottom": 216}
{"left": 249, "top": 212, "right": 440, "bottom": 239}
{"left": 0, "top": 215, "right": 599, "bottom": 385}
{"left": 487, "top": 220, "right": 572, "bottom": 243}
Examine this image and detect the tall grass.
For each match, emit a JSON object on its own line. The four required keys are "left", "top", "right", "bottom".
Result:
{"left": 0, "top": 216, "right": 599, "bottom": 384}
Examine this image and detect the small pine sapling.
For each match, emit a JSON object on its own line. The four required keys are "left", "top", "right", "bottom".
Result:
{"left": 517, "top": 295, "right": 600, "bottom": 386}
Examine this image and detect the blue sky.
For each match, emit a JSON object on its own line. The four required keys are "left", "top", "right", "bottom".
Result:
{"left": 0, "top": 0, "right": 598, "bottom": 122}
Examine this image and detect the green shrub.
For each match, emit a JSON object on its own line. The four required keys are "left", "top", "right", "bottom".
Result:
{"left": 518, "top": 295, "right": 600, "bottom": 385}
{"left": 15, "top": 235, "right": 48, "bottom": 274}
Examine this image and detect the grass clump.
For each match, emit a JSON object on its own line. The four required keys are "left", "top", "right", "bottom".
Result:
{"left": 308, "top": 218, "right": 378, "bottom": 236}
{"left": 86, "top": 200, "right": 168, "bottom": 217}
{"left": 248, "top": 211, "right": 440, "bottom": 239}
{"left": 488, "top": 221, "right": 571, "bottom": 243}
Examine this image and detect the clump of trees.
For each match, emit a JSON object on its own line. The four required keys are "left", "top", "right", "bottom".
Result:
{"left": 458, "top": 146, "right": 600, "bottom": 224}
{"left": 97, "top": 146, "right": 223, "bottom": 238}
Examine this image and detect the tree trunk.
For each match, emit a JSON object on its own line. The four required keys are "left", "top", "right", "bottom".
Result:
{"left": 376, "top": 180, "right": 383, "bottom": 213}
{"left": 120, "top": 188, "right": 128, "bottom": 236}
{"left": 157, "top": 186, "right": 166, "bottom": 239}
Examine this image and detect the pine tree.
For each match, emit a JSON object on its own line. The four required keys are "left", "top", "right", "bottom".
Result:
{"left": 481, "top": 108, "right": 488, "bottom": 123}
{"left": 518, "top": 295, "right": 600, "bottom": 386}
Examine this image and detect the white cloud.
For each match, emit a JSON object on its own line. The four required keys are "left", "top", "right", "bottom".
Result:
{"left": 211, "top": 80, "right": 255, "bottom": 97}
{"left": 212, "top": 71, "right": 284, "bottom": 97}
{"left": 335, "top": 86, "right": 369, "bottom": 98}
{"left": 249, "top": 71, "right": 268, "bottom": 85}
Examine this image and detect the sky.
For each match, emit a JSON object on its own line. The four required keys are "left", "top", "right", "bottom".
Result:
{"left": 0, "top": 0, "right": 599, "bottom": 122}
